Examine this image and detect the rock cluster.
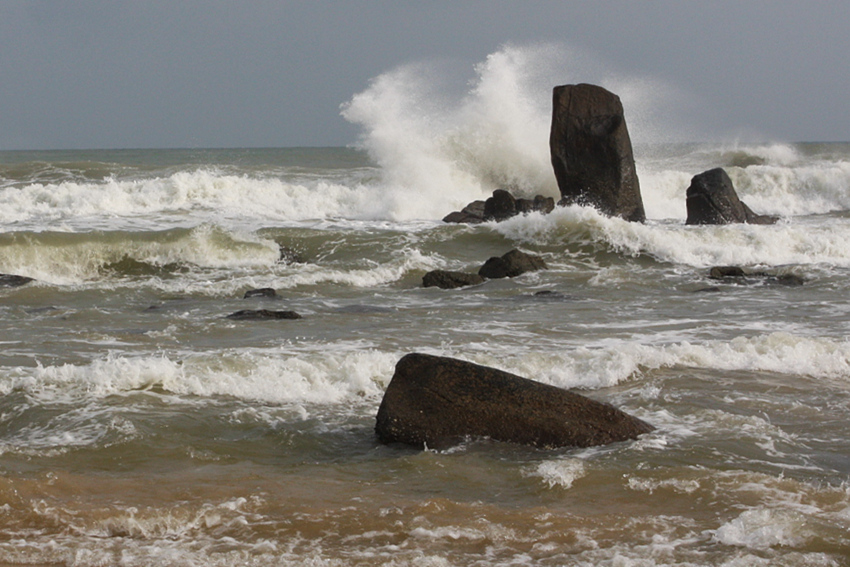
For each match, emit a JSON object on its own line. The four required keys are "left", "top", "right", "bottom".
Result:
{"left": 444, "top": 84, "right": 777, "bottom": 227}
{"left": 443, "top": 189, "right": 555, "bottom": 224}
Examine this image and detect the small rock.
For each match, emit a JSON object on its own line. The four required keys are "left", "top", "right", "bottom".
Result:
{"left": 244, "top": 288, "right": 277, "bottom": 299}
{"left": 478, "top": 249, "right": 547, "bottom": 279}
{"left": 422, "top": 270, "right": 485, "bottom": 289}
{"left": 686, "top": 168, "right": 777, "bottom": 225}
{"left": 226, "top": 309, "right": 302, "bottom": 320}
{"left": 709, "top": 266, "right": 747, "bottom": 279}
{"left": 442, "top": 201, "right": 486, "bottom": 224}
{"left": 483, "top": 189, "right": 518, "bottom": 221}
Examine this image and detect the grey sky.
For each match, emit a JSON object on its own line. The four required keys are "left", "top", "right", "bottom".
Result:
{"left": 1, "top": 1, "right": 848, "bottom": 150}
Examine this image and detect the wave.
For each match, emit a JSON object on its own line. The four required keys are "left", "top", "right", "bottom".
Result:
{"left": 0, "top": 225, "right": 280, "bottom": 284}
{"left": 494, "top": 205, "right": 850, "bottom": 268}
{"left": 0, "top": 167, "right": 394, "bottom": 230}
{"left": 0, "top": 224, "right": 443, "bottom": 289}
{"left": 4, "top": 332, "right": 850, "bottom": 407}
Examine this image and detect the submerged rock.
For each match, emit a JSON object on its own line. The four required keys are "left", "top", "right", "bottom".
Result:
{"left": 226, "top": 309, "right": 302, "bottom": 320}
{"left": 375, "top": 353, "right": 654, "bottom": 450}
{"left": 708, "top": 266, "right": 804, "bottom": 286}
{"left": 422, "top": 270, "right": 485, "bottom": 289}
{"left": 0, "top": 274, "right": 34, "bottom": 288}
{"left": 686, "top": 168, "right": 778, "bottom": 225}
{"left": 243, "top": 287, "right": 277, "bottom": 299}
{"left": 709, "top": 266, "right": 747, "bottom": 279}
{"left": 550, "top": 83, "right": 645, "bottom": 222}
{"left": 478, "top": 249, "right": 547, "bottom": 279}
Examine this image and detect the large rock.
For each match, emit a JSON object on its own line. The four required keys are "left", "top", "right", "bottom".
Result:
{"left": 685, "top": 168, "right": 778, "bottom": 225}
{"left": 478, "top": 249, "right": 547, "bottom": 279}
{"left": 375, "top": 353, "right": 654, "bottom": 450}
{"left": 550, "top": 84, "right": 646, "bottom": 222}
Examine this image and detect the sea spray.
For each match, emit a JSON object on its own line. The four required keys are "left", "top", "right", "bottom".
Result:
{"left": 342, "top": 42, "right": 697, "bottom": 221}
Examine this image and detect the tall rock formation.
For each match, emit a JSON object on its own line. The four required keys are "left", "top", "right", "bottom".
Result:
{"left": 549, "top": 84, "right": 646, "bottom": 222}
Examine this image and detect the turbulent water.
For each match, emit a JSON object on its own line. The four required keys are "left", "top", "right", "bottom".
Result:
{"left": 3, "top": 45, "right": 850, "bottom": 566}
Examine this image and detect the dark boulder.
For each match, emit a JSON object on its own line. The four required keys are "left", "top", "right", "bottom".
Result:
{"left": 550, "top": 84, "right": 646, "bottom": 222}
{"left": 483, "top": 189, "right": 518, "bottom": 221}
{"left": 686, "top": 168, "right": 778, "bottom": 225}
{"left": 478, "top": 249, "right": 547, "bottom": 279}
{"left": 375, "top": 353, "right": 654, "bottom": 450}
{"left": 0, "top": 274, "right": 34, "bottom": 288}
{"left": 226, "top": 309, "right": 302, "bottom": 320}
{"left": 422, "top": 270, "right": 485, "bottom": 289}
{"left": 518, "top": 195, "right": 556, "bottom": 215}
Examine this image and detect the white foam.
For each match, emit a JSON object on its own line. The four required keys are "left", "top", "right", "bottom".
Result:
{"left": 0, "top": 170, "right": 391, "bottom": 229}
{"left": 1, "top": 346, "right": 399, "bottom": 406}
{"left": 713, "top": 508, "right": 811, "bottom": 549}
{"left": 529, "top": 457, "right": 587, "bottom": 489}
{"left": 493, "top": 204, "right": 850, "bottom": 268}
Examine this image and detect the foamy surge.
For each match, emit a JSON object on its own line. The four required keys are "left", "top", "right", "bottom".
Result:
{"left": 0, "top": 169, "right": 394, "bottom": 229}
{"left": 4, "top": 332, "right": 849, "bottom": 410}
{"left": 494, "top": 204, "right": 850, "bottom": 268}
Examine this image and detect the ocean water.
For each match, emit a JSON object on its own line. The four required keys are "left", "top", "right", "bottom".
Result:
{"left": 3, "top": 45, "right": 850, "bottom": 566}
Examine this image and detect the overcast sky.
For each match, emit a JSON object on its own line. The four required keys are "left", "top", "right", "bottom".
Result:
{"left": 1, "top": 1, "right": 848, "bottom": 150}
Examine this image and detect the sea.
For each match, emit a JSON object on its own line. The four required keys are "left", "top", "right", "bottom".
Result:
{"left": 2, "top": 45, "right": 850, "bottom": 566}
